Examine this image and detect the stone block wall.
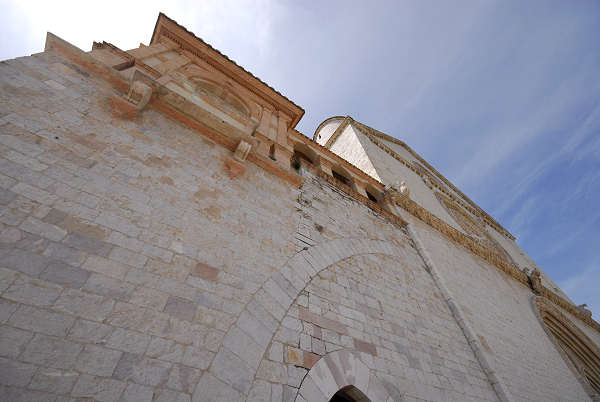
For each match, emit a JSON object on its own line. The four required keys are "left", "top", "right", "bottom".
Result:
{"left": 0, "top": 47, "right": 494, "bottom": 402}
{"left": 0, "top": 37, "right": 597, "bottom": 402}
{"left": 408, "top": 216, "right": 592, "bottom": 401}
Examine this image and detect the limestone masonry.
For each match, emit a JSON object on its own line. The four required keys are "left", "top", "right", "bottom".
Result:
{"left": 0, "top": 13, "right": 598, "bottom": 402}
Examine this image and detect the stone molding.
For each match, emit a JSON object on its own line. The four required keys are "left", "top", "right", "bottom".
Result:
{"left": 297, "top": 350, "right": 394, "bottom": 402}
{"left": 391, "top": 191, "right": 600, "bottom": 334}
{"left": 392, "top": 191, "right": 529, "bottom": 286}
{"left": 150, "top": 13, "right": 305, "bottom": 128}
{"left": 92, "top": 41, "right": 163, "bottom": 79}
{"left": 315, "top": 171, "right": 408, "bottom": 228}
{"left": 532, "top": 296, "right": 600, "bottom": 400}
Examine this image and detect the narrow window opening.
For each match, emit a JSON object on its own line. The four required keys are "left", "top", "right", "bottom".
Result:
{"left": 366, "top": 190, "right": 378, "bottom": 203}
{"left": 269, "top": 144, "right": 276, "bottom": 161}
{"left": 332, "top": 170, "right": 350, "bottom": 186}
{"left": 294, "top": 150, "right": 313, "bottom": 165}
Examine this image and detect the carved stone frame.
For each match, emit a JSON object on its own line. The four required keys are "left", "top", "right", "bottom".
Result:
{"left": 531, "top": 296, "right": 600, "bottom": 400}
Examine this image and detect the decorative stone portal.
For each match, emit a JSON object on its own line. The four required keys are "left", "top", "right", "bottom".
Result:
{"left": 330, "top": 385, "right": 371, "bottom": 402}
{"left": 296, "top": 350, "right": 394, "bottom": 402}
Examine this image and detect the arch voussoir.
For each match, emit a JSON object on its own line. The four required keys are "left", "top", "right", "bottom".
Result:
{"left": 298, "top": 350, "right": 395, "bottom": 402}
{"left": 202, "top": 238, "right": 402, "bottom": 402}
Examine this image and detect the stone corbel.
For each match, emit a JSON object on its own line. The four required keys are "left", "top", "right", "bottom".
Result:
{"left": 224, "top": 138, "right": 252, "bottom": 178}
{"left": 315, "top": 156, "right": 333, "bottom": 177}
{"left": 111, "top": 80, "right": 153, "bottom": 119}
{"left": 353, "top": 178, "right": 369, "bottom": 198}
{"left": 577, "top": 304, "right": 593, "bottom": 318}
{"left": 384, "top": 181, "right": 411, "bottom": 204}
{"left": 529, "top": 268, "right": 543, "bottom": 295}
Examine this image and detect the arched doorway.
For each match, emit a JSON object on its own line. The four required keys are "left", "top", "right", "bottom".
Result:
{"left": 296, "top": 350, "right": 395, "bottom": 402}
{"left": 533, "top": 296, "right": 600, "bottom": 400}
{"left": 330, "top": 385, "right": 371, "bottom": 402}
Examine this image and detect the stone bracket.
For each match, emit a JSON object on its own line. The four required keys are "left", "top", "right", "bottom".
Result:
{"left": 225, "top": 139, "right": 252, "bottom": 178}
{"left": 111, "top": 80, "right": 153, "bottom": 119}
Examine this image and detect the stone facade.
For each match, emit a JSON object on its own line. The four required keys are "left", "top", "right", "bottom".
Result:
{"left": 0, "top": 13, "right": 599, "bottom": 402}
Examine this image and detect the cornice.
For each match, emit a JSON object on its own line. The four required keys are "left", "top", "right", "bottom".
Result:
{"left": 150, "top": 13, "right": 304, "bottom": 128}
{"left": 289, "top": 129, "right": 384, "bottom": 191}
{"left": 392, "top": 192, "right": 530, "bottom": 286}
{"left": 533, "top": 296, "right": 600, "bottom": 397}
{"left": 538, "top": 287, "right": 600, "bottom": 333}
{"left": 350, "top": 118, "right": 515, "bottom": 240}
{"left": 392, "top": 189, "right": 600, "bottom": 334}
{"left": 316, "top": 171, "right": 407, "bottom": 228}
{"left": 93, "top": 41, "right": 163, "bottom": 79}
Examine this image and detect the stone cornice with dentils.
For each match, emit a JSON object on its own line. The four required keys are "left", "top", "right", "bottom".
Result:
{"left": 150, "top": 13, "right": 305, "bottom": 129}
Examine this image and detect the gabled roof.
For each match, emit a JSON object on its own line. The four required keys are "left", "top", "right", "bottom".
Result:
{"left": 151, "top": 13, "right": 304, "bottom": 128}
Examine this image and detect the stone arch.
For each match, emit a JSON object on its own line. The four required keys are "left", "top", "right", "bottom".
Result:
{"left": 532, "top": 296, "right": 600, "bottom": 400}
{"left": 297, "top": 350, "right": 395, "bottom": 402}
{"left": 190, "top": 77, "right": 252, "bottom": 117}
{"left": 198, "top": 238, "right": 403, "bottom": 401}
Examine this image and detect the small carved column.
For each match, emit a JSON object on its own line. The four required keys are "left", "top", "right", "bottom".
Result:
{"left": 256, "top": 107, "right": 274, "bottom": 140}
{"left": 254, "top": 107, "right": 275, "bottom": 157}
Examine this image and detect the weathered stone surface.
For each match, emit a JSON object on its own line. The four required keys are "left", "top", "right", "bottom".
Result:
{"left": 3, "top": 275, "right": 62, "bottom": 307}
{"left": 0, "top": 325, "right": 34, "bottom": 359}
{"left": 83, "top": 273, "right": 135, "bottom": 300}
{"left": 40, "top": 261, "right": 90, "bottom": 288}
{"left": 192, "top": 372, "right": 244, "bottom": 402}
{"left": 146, "top": 337, "right": 184, "bottom": 363}
{"left": 192, "top": 262, "right": 220, "bottom": 281}
{"left": 8, "top": 305, "right": 75, "bottom": 337}
{"left": 112, "top": 352, "right": 171, "bottom": 387}
{"left": 0, "top": 19, "right": 595, "bottom": 402}
{"left": 42, "top": 241, "right": 87, "bottom": 266}
{"left": 0, "top": 357, "right": 37, "bottom": 386}
{"left": 163, "top": 295, "right": 198, "bottom": 322}
{"left": 19, "top": 216, "right": 66, "bottom": 241}
{"left": 106, "top": 328, "right": 151, "bottom": 355}
{"left": 75, "top": 345, "right": 122, "bottom": 376}
{"left": 210, "top": 348, "right": 254, "bottom": 394}
{"left": 67, "top": 319, "right": 113, "bottom": 344}
{"left": 154, "top": 388, "right": 191, "bottom": 402}
{"left": 64, "top": 233, "right": 113, "bottom": 258}
{"left": 71, "top": 374, "right": 126, "bottom": 401}
{"left": 168, "top": 363, "right": 202, "bottom": 393}
{"left": 181, "top": 345, "right": 214, "bottom": 369}
{"left": 53, "top": 288, "right": 114, "bottom": 321}
{"left": 29, "top": 368, "right": 79, "bottom": 395}
{"left": 121, "top": 382, "right": 154, "bottom": 402}
{"left": 20, "top": 334, "right": 82, "bottom": 369}
{"left": 0, "top": 248, "right": 49, "bottom": 276}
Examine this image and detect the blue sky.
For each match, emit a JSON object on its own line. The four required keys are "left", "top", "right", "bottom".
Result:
{"left": 1, "top": 1, "right": 598, "bottom": 317}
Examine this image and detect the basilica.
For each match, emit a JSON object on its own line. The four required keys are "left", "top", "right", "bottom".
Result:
{"left": 0, "top": 13, "right": 598, "bottom": 401}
